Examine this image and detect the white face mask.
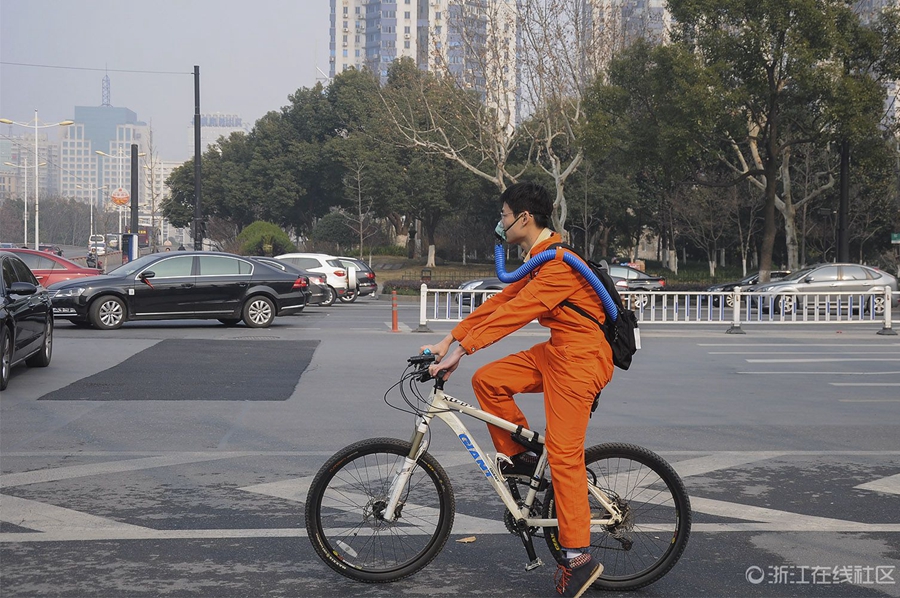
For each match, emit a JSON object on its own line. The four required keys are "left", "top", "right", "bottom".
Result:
{"left": 494, "top": 214, "right": 523, "bottom": 242}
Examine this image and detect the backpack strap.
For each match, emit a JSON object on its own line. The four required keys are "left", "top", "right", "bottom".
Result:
{"left": 559, "top": 299, "right": 614, "bottom": 338}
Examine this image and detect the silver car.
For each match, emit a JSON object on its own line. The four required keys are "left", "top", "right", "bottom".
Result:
{"left": 749, "top": 263, "right": 898, "bottom": 315}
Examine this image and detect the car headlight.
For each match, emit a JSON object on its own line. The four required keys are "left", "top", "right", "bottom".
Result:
{"left": 460, "top": 281, "right": 484, "bottom": 290}
{"left": 53, "top": 287, "right": 86, "bottom": 298}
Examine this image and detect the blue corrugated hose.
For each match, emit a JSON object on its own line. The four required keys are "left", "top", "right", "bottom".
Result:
{"left": 493, "top": 243, "right": 619, "bottom": 321}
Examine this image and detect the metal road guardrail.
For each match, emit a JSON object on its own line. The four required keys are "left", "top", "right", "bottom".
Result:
{"left": 416, "top": 284, "right": 897, "bottom": 336}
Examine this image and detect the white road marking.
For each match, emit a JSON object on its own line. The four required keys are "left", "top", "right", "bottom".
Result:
{"left": 0, "top": 452, "right": 259, "bottom": 488}
{"left": 839, "top": 399, "right": 900, "bottom": 402}
{"left": 3, "top": 450, "right": 900, "bottom": 543}
{"left": 739, "top": 371, "right": 900, "bottom": 375}
{"left": 855, "top": 473, "right": 900, "bottom": 496}
{"left": 699, "top": 343, "right": 900, "bottom": 347}
{"left": 829, "top": 382, "right": 900, "bottom": 386}
{"left": 0, "top": 494, "right": 145, "bottom": 533}
{"left": 710, "top": 351, "right": 895, "bottom": 355}
{"left": 384, "top": 321, "right": 411, "bottom": 332}
{"left": 746, "top": 358, "right": 900, "bottom": 363}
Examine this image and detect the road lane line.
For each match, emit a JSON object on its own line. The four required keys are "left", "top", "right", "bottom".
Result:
{"left": 855, "top": 473, "right": 900, "bottom": 496}
{"left": 0, "top": 452, "right": 260, "bottom": 488}
{"left": 738, "top": 371, "right": 900, "bottom": 375}
{"left": 746, "top": 358, "right": 900, "bottom": 363}
{"left": 829, "top": 382, "right": 900, "bottom": 386}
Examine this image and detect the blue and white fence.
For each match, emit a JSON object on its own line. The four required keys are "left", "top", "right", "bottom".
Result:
{"left": 416, "top": 284, "right": 897, "bottom": 336}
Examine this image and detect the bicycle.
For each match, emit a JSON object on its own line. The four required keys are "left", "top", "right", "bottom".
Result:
{"left": 305, "top": 354, "right": 691, "bottom": 591}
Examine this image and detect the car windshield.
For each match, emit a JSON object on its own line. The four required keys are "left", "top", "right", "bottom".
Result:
{"left": 106, "top": 253, "right": 166, "bottom": 276}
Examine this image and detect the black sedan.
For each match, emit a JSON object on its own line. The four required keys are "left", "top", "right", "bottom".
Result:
{"left": 47, "top": 251, "right": 308, "bottom": 330}
{"left": 1, "top": 251, "right": 53, "bottom": 390}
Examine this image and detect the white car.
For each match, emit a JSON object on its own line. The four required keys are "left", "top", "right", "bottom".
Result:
{"left": 89, "top": 241, "right": 107, "bottom": 256}
{"left": 275, "top": 253, "right": 356, "bottom": 306}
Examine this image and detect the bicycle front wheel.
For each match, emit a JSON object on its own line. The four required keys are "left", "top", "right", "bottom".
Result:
{"left": 305, "top": 438, "right": 455, "bottom": 583}
{"left": 543, "top": 442, "right": 691, "bottom": 591}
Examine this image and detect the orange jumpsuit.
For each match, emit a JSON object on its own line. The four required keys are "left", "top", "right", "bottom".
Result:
{"left": 451, "top": 232, "right": 614, "bottom": 549}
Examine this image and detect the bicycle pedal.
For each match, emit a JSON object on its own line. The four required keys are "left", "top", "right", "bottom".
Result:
{"left": 525, "top": 557, "right": 543, "bottom": 571}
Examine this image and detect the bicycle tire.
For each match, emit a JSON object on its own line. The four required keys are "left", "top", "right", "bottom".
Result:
{"left": 542, "top": 442, "right": 691, "bottom": 591}
{"left": 305, "top": 438, "right": 455, "bottom": 583}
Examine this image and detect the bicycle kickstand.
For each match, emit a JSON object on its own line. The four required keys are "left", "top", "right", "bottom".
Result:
{"left": 516, "top": 524, "right": 543, "bottom": 571}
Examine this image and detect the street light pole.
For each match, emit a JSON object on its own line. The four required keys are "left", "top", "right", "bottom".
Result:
{"left": 0, "top": 112, "right": 73, "bottom": 249}
{"left": 4, "top": 157, "right": 46, "bottom": 246}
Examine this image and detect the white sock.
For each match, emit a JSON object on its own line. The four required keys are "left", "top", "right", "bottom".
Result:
{"left": 565, "top": 549, "right": 583, "bottom": 560}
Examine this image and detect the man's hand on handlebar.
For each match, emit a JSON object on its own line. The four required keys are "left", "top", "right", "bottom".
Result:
{"left": 419, "top": 335, "right": 453, "bottom": 363}
{"left": 427, "top": 344, "right": 466, "bottom": 380}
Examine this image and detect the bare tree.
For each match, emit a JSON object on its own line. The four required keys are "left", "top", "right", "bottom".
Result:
{"left": 380, "top": 2, "right": 526, "bottom": 192}
{"left": 517, "top": 0, "right": 626, "bottom": 235}
{"left": 672, "top": 184, "right": 738, "bottom": 277}
{"left": 341, "top": 157, "right": 378, "bottom": 258}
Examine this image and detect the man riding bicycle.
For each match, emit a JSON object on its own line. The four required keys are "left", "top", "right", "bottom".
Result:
{"left": 422, "top": 181, "right": 614, "bottom": 598}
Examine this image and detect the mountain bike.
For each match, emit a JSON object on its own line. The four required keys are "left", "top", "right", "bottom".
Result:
{"left": 305, "top": 354, "right": 691, "bottom": 590}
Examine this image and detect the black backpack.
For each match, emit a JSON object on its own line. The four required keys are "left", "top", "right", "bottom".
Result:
{"left": 548, "top": 243, "right": 640, "bottom": 370}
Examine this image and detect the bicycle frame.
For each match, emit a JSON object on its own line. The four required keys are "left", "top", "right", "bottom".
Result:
{"left": 383, "top": 384, "right": 624, "bottom": 531}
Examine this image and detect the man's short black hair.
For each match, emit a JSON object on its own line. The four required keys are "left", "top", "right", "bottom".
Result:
{"left": 501, "top": 182, "right": 554, "bottom": 229}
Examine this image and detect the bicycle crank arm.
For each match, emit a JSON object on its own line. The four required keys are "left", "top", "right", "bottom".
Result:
{"left": 517, "top": 525, "right": 543, "bottom": 570}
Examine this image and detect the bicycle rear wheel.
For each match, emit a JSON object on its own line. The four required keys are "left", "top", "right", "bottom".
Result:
{"left": 305, "top": 438, "right": 455, "bottom": 582}
{"left": 543, "top": 443, "right": 691, "bottom": 590}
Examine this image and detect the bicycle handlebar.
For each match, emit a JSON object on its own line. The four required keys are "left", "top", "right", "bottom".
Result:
{"left": 407, "top": 353, "right": 449, "bottom": 387}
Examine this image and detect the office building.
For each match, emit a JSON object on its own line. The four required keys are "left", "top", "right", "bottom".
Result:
{"left": 186, "top": 113, "right": 251, "bottom": 157}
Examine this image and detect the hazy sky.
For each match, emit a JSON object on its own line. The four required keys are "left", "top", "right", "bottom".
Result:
{"left": 0, "top": 0, "right": 331, "bottom": 159}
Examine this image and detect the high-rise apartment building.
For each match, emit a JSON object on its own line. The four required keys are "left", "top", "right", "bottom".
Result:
{"left": 329, "top": 0, "right": 519, "bottom": 127}
{"left": 855, "top": 0, "right": 899, "bottom": 128}
{"left": 330, "top": 1, "right": 518, "bottom": 83}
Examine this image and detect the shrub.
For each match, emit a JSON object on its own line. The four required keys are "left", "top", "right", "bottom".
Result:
{"left": 236, "top": 221, "right": 296, "bottom": 256}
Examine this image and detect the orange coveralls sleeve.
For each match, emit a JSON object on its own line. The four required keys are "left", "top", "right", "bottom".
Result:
{"left": 450, "top": 233, "right": 615, "bottom": 550}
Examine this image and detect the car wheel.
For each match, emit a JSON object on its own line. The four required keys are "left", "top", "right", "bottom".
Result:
{"left": 868, "top": 295, "right": 886, "bottom": 316}
{"left": 630, "top": 293, "right": 649, "bottom": 309}
{"left": 90, "top": 295, "right": 126, "bottom": 330}
{"left": 25, "top": 318, "right": 52, "bottom": 367}
{"left": 339, "top": 286, "right": 358, "bottom": 303}
{"left": 777, "top": 295, "right": 795, "bottom": 315}
{"left": 0, "top": 326, "right": 10, "bottom": 391}
{"left": 218, "top": 318, "right": 241, "bottom": 327}
{"left": 320, "top": 286, "right": 336, "bottom": 307}
{"left": 724, "top": 294, "right": 735, "bottom": 309}
{"left": 243, "top": 295, "right": 275, "bottom": 328}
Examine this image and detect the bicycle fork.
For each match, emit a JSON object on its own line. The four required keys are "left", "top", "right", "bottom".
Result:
{"left": 382, "top": 419, "right": 431, "bottom": 523}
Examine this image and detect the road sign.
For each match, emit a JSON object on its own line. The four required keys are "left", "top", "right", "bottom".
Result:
{"left": 892, "top": 232, "right": 900, "bottom": 245}
{"left": 110, "top": 187, "right": 130, "bottom": 206}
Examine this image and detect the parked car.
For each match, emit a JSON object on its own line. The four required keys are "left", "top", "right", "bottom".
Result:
{"left": 4, "top": 248, "right": 102, "bottom": 287}
{"left": 605, "top": 264, "right": 666, "bottom": 309}
{"left": 274, "top": 253, "right": 355, "bottom": 305}
{"left": 1, "top": 251, "right": 53, "bottom": 391}
{"left": 48, "top": 251, "right": 308, "bottom": 330}
{"left": 89, "top": 241, "right": 107, "bottom": 256}
{"left": 246, "top": 256, "right": 319, "bottom": 306}
{"left": 336, "top": 256, "right": 377, "bottom": 303}
{"left": 457, "top": 276, "right": 509, "bottom": 308}
{"left": 0, "top": 242, "right": 17, "bottom": 249}
{"left": 748, "top": 263, "right": 899, "bottom": 315}
{"left": 38, "top": 244, "right": 64, "bottom": 256}
{"left": 706, "top": 270, "right": 792, "bottom": 307}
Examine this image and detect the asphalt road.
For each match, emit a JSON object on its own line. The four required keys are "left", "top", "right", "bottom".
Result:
{"left": 2, "top": 299, "right": 899, "bottom": 597}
